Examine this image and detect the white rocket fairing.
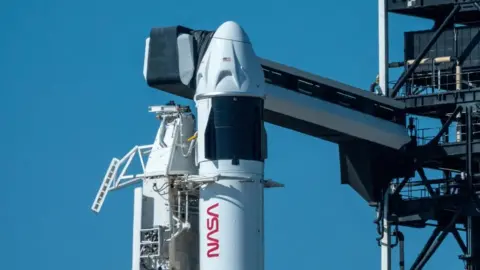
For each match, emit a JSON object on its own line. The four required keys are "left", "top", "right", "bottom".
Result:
{"left": 194, "top": 21, "right": 267, "bottom": 270}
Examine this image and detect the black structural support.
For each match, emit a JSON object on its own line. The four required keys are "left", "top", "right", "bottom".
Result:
{"left": 417, "top": 167, "right": 438, "bottom": 198}
{"left": 427, "top": 106, "right": 463, "bottom": 146}
{"left": 440, "top": 116, "right": 453, "bottom": 194}
{"left": 465, "top": 218, "right": 480, "bottom": 270}
{"left": 467, "top": 105, "right": 473, "bottom": 196}
{"left": 452, "top": 229, "right": 468, "bottom": 254}
{"left": 410, "top": 227, "right": 441, "bottom": 270}
{"left": 465, "top": 105, "right": 480, "bottom": 270}
{"left": 391, "top": 158, "right": 433, "bottom": 199}
{"left": 466, "top": 106, "right": 480, "bottom": 213}
{"left": 392, "top": 176, "right": 410, "bottom": 197}
{"left": 393, "top": 230, "right": 405, "bottom": 270}
{"left": 412, "top": 210, "right": 462, "bottom": 270}
{"left": 391, "top": 4, "right": 461, "bottom": 98}
{"left": 457, "top": 30, "right": 480, "bottom": 66}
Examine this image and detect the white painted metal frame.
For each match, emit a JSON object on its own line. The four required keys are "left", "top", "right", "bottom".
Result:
{"left": 91, "top": 144, "right": 153, "bottom": 214}
{"left": 132, "top": 187, "right": 143, "bottom": 270}
{"left": 378, "top": 0, "right": 392, "bottom": 269}
{"left": 381, "top": 188, "right": 392, "bottom": 270}
{"left": 378, "top": 0, "right": 389, "bottom": 96}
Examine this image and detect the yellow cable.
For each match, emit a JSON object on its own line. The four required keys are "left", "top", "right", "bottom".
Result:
{"left": 187, "top": 132, "right": 198, "bottom": 142}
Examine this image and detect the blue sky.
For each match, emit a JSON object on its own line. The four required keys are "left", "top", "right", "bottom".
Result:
{"left": 1, "top": 0, "right": 465, "bottom": 269}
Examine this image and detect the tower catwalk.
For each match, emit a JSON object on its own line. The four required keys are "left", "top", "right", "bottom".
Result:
{"left": 383, "top": 0, "right": 480, "bottom": 269}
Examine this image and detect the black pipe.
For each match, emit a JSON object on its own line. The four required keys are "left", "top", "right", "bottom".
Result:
{"left": 391, "top": 5, "right": 461, "bottom": 98}
{"left": 394, "top": 231, "right": 405, "bottom": 270}
{"left": 427, "top": 106, "right": 463, "bottom": 146}
{"left": 389, "top": 62, "right": 405, "bottom": 68}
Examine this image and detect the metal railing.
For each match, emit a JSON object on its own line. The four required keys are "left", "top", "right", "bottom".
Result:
{"left": 392, "top": 68, "right": 480, "bottom": 97}
{"left": 415, "top": 122, "right": 480, "bottom": 146}
{"left": 392, "top": 178, "right": 459, "bottom": 201}
{"left": 409, "top": 70, "right": 480, "bottom": 94}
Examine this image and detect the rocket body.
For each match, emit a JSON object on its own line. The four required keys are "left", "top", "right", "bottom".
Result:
{"left": 195, "top": 21, "right": 266, "bottom": 270}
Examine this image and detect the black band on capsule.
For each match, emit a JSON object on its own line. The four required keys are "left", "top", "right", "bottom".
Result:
{"left": 205, "top": 96, "right": 265, "bottom": 162}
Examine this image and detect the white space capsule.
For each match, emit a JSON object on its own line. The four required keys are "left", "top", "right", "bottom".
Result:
{"left": 195, "top": 21, "right": 267, "bottom": 270}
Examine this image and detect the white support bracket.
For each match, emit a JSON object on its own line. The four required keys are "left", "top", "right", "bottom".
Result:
{"left": 92, "top": 104, "right": 195, "bottom": 215}
{"left": 181, "top": 175, "right": 284, "bottom": 189}
{"left": 263, "top": 179, "right": 285, "bottom": 188}
{"left": 185, "top": 175, "right": 220, "bottom": 185}
{"left": 91, "top": 144, "right": 154, "bottom": 214}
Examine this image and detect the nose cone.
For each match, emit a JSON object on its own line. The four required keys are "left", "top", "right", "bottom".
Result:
{"left": 213, "top": 21, "right": 250, "bottom": 43}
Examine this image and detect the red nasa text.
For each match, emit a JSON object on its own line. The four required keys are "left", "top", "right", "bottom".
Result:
{"left": 206, "top": 202, "right": 220, "bottom": 258}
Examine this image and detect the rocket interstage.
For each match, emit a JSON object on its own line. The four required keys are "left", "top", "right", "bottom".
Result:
{"left": 194, "top": 21, "right": 267, "bottom": 270}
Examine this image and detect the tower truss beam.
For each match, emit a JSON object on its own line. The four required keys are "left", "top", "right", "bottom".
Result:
{"left": 391, "top": 4, "right": 461, "bottom": 97}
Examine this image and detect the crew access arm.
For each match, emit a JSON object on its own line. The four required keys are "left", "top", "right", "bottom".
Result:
{"left": 143, "top": 25, "right": 414, "bottom": 203}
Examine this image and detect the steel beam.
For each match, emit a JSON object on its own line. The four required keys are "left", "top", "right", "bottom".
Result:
{"left": 396, "top": 89, "right": 480, "bottom": 116}
{"left": 427, "top": 106, "right": 463, "bottom": 146}
{"left": 466, "top": 217, "right": 480, "bottom": 270}
{"left": 410, "top": 227, "right": 441, "bottom": 270}
{"left": 417, "top": 167, "right": 437, "bottom": 198}
{"left": 413, "top": 210, "right": 461, "bottom": 270}
{"left": 465, "top": 106, "right": 480, "bottom": 270}
{"left": 391, "top": 5, "right": 461, "bottom": 98}
{"left": 452, "top": 229, "right": 468, "bottom": 254}
{"left": 392, "top": 176, "right": 410, "bottom": 197}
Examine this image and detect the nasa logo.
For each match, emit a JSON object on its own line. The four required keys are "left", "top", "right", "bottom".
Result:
{"left": 206, "top": 202, "right": 219, "bottom": 258}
